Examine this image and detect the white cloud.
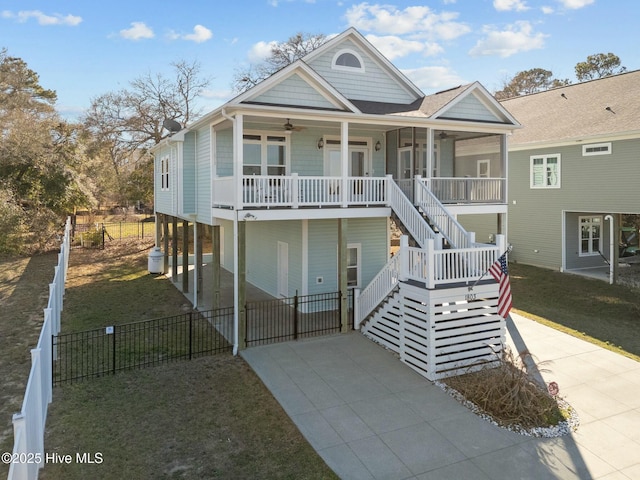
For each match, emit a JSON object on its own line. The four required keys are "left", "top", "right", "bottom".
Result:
{"left": 2, "top": 10, "right": 81, "bottom": 26}
{"left": 168, "top": 25, "right": 213, "bottom": 43}
{"left": 119, "top": 22, "right": 154, "bottom": 40}
{"left": 557, "top": 0, "right": 594, "bottom": 8}
{"left": 541, "top": 6, "right": 554, "bottom": 13}
{"left": 247, "top": 41, "right": 277, "bottom": 62}
{"left": 402, "top": 65, "right": 466, "bottom": 91}
{"left": 493, "top": 0, "right": 529, "bottom": 12}
{"left": 345, "top": 3, "right": 469, "bottom": 40}
{"left": 366, "top": 34, "right": 442, "bottom": 60}
{"left": 469, "top": 21, "right": 547, "bottom": 58}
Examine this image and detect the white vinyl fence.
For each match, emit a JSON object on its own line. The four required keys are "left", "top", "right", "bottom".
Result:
{"left": 7, "top": 218, "right": 71, "bottom": 480}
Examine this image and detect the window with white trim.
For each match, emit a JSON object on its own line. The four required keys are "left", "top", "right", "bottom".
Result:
{"left": 582, "top": 142, "right": 611, "bottom": 156}
{"left": 331, "top": 49, "right": 365, "bottom": 72}
{"left": 530, "top": 154, "right": 560, "bottom": 188}
{"left": 161, "top": 157, "right": 170, "bottom": 190}
{"left": 579, "top": 216, "right": 602, "bottom": 256}
{"left": 243, "top": 133, "right": 289, "bottom": 176}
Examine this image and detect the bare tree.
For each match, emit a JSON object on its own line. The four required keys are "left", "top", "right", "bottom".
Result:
{"left": 83, "top": 60, "right": 211, "bottom": 206}
{"left": 233, "top": 32, "right": 326, "bottom": 93}
{"left": 575, "top": 53, "right": 626, "bottom": 82}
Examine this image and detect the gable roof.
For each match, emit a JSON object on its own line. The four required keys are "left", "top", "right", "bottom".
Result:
{"left": 303, "top": 27, "right": 424, "bottom": 101}
{"left": 501, "top": 69, "right": 640, "bottom": 147}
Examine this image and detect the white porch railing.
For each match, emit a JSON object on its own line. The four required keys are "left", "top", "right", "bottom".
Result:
{"left": 355, "top": 235, "right": 503, "bottom": 326}
{"left": 213, "top": 174, "right": 388, "bottom": 209}
{"left": 8, "top": 218, "right": 71, "bottom": 480}
{"left": 414, "top": 177, "right": 472, "bottom": 248}
{"left": 426, "top": 177, "right": 505, "bottom": 204}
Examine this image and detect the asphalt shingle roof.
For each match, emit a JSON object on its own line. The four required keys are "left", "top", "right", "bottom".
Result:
{"left": 500, "top": 70, "right": 640, "bottom": 146}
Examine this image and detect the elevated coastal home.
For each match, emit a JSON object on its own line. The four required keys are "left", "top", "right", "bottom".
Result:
{"left": 151, "top": 27, "right": 520, "bottom": 380}
{"left": 501, "top": 71, "right": 640, "bottom": 283}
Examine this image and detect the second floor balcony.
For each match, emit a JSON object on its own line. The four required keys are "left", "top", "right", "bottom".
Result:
{"left": 212, "top": 174, "right": 506, "bottom": 211}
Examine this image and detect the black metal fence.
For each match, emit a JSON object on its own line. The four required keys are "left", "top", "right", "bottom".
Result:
{"left": 53, "top": 308, "right": 233, "bottom": 385}
{"left": 245, "top": 290, "right": 354, "bottom": 346}
{"left": 73, "top": 220, "right": 155, "bottom": 248}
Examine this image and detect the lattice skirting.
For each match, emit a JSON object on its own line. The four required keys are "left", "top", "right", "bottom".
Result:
{"left": 361, "top": 281, "right": 505, "bottom": 380}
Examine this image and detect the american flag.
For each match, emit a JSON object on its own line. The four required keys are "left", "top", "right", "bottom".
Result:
{"left": 489, "top": 253, "right": 512, "bottom": 319}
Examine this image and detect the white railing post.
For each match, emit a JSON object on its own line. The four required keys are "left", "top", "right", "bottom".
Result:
{"left": 9, "top": 414, "right": 27, "bottom": 479}
{"left": 414, "top": 175, "right": 422, "bottom": 204}
{"left": 353, "top": 288, "right": 362, "bottom": 329}
{"left": 385, "top": 174, "right": 393, "bottom": 206}
{"left": 399, "top": 236, "right": 409, "bottom": 282}
{"left": 292, "top": 173, "right": 299, "bottom": 209}
{"left": 30, "top": 348, "right": 45, "bottom": 464}
{"left": 496, "top": 234, "right": 506, "bottom": 256}
{"left": 426, "top": 238, "right": 435, "bottom": 289}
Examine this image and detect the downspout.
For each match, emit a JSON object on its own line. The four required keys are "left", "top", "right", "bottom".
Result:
{"left": 605, "top": 215, "right": 614, "bottom": 285}
{"left": 222, "top": 108, "right": 240, "bottom": 355}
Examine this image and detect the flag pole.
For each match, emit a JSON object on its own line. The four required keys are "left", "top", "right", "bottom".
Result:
{"left": 467, "top": 244, "right": 512, "bottom": 291}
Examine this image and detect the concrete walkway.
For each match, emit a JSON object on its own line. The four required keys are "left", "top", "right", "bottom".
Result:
{"left": 242, "top": 313, "right": 640, "bottom": 480}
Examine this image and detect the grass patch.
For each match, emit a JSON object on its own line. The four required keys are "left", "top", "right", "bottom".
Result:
{"left": 39, "top": 240, "right": 337, "bottom": 479}
{"left": 510, "top": 262, "right": 640, "bottom": 360}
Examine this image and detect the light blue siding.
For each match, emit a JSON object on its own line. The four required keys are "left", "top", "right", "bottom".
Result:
{"left": 307, "top": 39, "right": 416, "bottom": 104}
{"left": 195, "top": 125, "right": 211, "bottom": 221}
{"left": 441, "top": 94, "right": 501, "bottom": 123}
{"left": 182, "top": 132, "right": 196, "bottom": 214}
{"left": 215, "top": 129, "right": 233, "bottom": 177}
{"left": 254, "top": 74, "right": 337, "bottom": 109}
{"left": 307, "top": 217, "right": 388, "bottom": 295}
{"left": 154, "top": 144, "right": 173, "bottom": 215}
{"left": 245, "top": 221, "right": 303, "bottom": 297}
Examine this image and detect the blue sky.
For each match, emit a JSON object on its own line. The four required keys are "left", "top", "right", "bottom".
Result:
{"left": 1, "top": 0, "right": 636, "bottom": 120}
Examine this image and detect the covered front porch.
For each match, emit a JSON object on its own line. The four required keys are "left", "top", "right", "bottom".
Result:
{"left": 207, "top": 111, "right": 509, "bottom": 214}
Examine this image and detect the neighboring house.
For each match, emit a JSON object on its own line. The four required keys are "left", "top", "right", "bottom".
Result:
{"left": 501, "top": 71, "right": 640, "bottom": 279}
{"left": 151, "top": 28, "right": 520, "bottom": 380}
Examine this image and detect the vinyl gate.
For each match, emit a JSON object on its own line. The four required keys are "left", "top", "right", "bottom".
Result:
{"left": 53, "top": 308, "right": 233, "bottom": 385}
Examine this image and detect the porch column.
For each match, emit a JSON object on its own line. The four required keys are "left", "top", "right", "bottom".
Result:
{"left": 172, "top": 217, "right": 178, "bottom": 283}
{"left": 233, "top": 218, "right": 247, "bottom": 352}
{"left": 234, "top": 114, "right": 244, "bottom": 209}
{"left": 182, "top": 220, "right": 189, "bottom": 293}
{"left": 212, "top": 225, "right": 221, "bottom": 309}
{"left": 341, "top": 121, "right": 349, "bottom": 208}
{"left": 426, "top": 128, "right": 434, "bottom": 181}
{"left": 501, "top": 133, "right": 508, "bottom": 204}
{"left": 337, "top": 218, "right": 349, "bottom": 332}
{"left": 162, "top": 214, "right": 170, "bottom": 274}
{"left": 195, "top": 222, "right": 203, "bottom": 306}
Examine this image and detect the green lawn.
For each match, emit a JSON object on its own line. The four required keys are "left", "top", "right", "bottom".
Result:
{"left": 39, "top": 241, "right": 338, "bottom": 480}
{"left": 510, "top": 262, "right": 640, "bottom": 360}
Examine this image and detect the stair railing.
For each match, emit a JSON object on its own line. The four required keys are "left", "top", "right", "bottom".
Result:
{"left": 386, "top": 175, "right": 437, "bottom": 249}
{"left": 414, "top": 176, "right": 472, "bottom": 248}
{"left": 354, "top": 254, "right": 401, "bottom": 328}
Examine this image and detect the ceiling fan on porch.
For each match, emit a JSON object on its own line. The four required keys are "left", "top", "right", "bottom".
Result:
{"left": 438, "top": 131, "right": 457, "bottom": 141}
{"left": 282, "top": 118, "right": 305, "bottom": 132}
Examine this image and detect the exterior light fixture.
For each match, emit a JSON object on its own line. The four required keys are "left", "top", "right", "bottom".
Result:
{"left": 375, "top": 140, "right": 382, "bottom": 151}
{"left": 317, "top": 138, "right": 324, "bottom": 149}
